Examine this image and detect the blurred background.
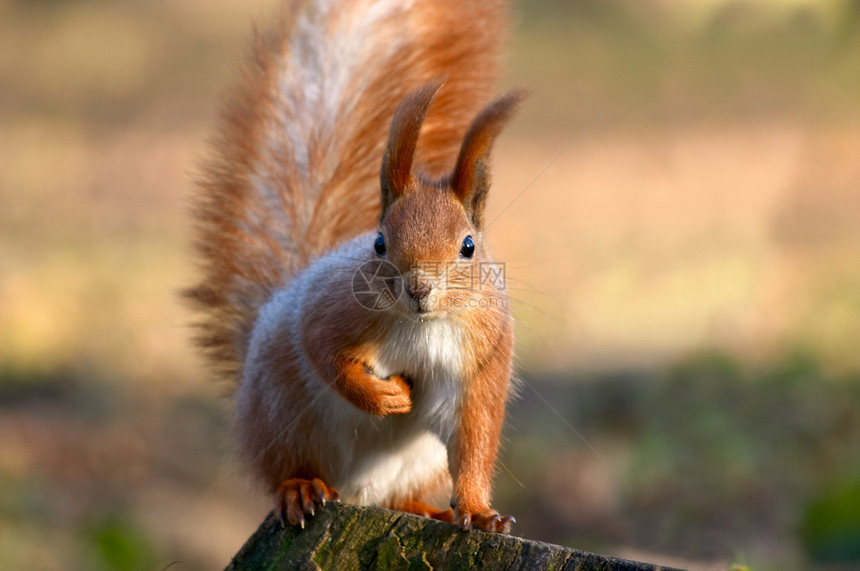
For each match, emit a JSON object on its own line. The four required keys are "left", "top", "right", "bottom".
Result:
{"left": 2, "top": 0, "right": 859, "bottom": 569}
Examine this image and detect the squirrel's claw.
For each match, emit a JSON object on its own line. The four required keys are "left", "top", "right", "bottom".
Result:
{"left": 311, "top": 478, "right": 327, "bottom": 507}
{"left": 275, "top": 477, "right": 340, "bottom": 528}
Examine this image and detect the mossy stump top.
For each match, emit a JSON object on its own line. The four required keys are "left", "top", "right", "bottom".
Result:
{"left": 225, "top": 503, "right": 683, "bottom": 570}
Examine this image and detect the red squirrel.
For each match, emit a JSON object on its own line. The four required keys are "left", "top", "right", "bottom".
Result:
{"left": 187, "top": 0, "right": 520, "bottom": 533}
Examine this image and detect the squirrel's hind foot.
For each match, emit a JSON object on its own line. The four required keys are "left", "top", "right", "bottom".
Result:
{"left": 454, "top": 508, "right": 516, "bottom": 534}
{"left": 275, "top": 477, "right": 340, "bottom": 528}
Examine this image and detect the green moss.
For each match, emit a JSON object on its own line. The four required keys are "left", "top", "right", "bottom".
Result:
{"left": 802, "top": 475, "right": 860, "bottom": 563}
{"left": 373, "top": 535, "right": 410, "bottom": 570}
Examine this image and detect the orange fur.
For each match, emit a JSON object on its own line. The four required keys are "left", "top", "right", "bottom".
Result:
{"left": 188, "top": 0, "right": 520, "bottom": 534}
{"left": 390, "top": 499, "right": 455, "bottom": 523}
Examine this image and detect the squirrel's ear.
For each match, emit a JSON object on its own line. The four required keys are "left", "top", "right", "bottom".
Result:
{"left": 380, "top": 80, "right": 444, "bottom": 221}
{"left": 450, "top": 91, "right": 523, "bottom": 230}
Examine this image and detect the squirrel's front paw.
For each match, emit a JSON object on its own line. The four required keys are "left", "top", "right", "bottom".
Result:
{"left": 337, "top": 363, "right": 413, "bottom": 416}
{"left": 454, "top": 507, "right": 516, "bottom": 534}
{"left": 365, "top": 373, "right": 413, "bottom": 416}
{"left": 275, "top": 477, "right": 340, "bottom": 528}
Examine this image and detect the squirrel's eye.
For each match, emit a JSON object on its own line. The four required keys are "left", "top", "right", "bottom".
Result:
{"left": 374, "top": 233, "right": 386, "bottom": 256}
{"left": 459, "top": 235, "right": 475, "bottom": 259}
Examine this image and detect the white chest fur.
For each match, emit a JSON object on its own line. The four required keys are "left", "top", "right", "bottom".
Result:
{"left": 325, "top": 315, "right": 465, "bottom": 505}
{"left": 363, "top": 315, "right": 465, "bottom": 444}
{"left": 374, "top": 316, "right": 465, "bottom": 437}
{"left": 373, "top": 317, "right": 464, "bottom": 399}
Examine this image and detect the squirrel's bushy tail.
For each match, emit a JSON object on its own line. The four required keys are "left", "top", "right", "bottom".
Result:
{"left": 186, "top": 0, "right": 509, "bottom": 382}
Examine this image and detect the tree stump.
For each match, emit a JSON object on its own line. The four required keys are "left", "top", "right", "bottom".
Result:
{"left": 225, "top": 503, "right": 684, "bottom": 570}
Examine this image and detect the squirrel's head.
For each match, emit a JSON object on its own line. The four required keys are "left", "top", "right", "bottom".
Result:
{"left": 374, "top": 81, "right": 521, "bottom": 317}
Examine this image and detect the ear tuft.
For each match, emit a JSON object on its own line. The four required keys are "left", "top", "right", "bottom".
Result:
{"left": 450, "top": 91, "right": 524, "bottom": 229}
{"left": 380, "top": 80, "right": 445, "bottom": 221}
